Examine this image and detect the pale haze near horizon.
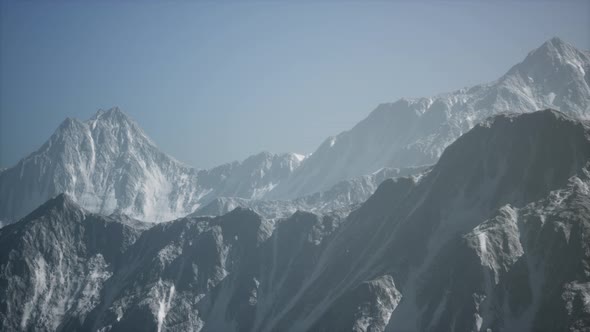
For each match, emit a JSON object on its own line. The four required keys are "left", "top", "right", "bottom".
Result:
{"left": 1, "top": 0, "right": 589, "bottom": 169}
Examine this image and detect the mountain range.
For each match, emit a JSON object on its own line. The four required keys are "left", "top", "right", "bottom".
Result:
{"left": 2, "top": 38, "right": 589, "bottom": 225}
{"left": 191, "top": 165, "right": 428, "bottom": 220}
{"left": 2, "top": 37, "right": 590, "bottom": 331}
{"left": 267, "top": 37, "right": 590, "bottom": 199}
{"left": 2, "top": 109, "right": 589, "bottom": 331}
{"left": 0, "top": 108, "right": 305, "bottom": 224}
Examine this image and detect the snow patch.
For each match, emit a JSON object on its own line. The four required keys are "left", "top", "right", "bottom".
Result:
{"left": 20, "top": 255, "right": 47, "bottom": 329}
{"left": 157, "top": 283, "right": 175, "bottom": 332}
{"left": 477, "top": 232, "right": 487, "bottom": 255}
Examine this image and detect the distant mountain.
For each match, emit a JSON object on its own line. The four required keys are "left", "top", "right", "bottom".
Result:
{"left": 192, "top": 165, "right": 429, "bottom": 219}
{"left": 4, "top": 38, "right": 586, "bottom": 224}
{"left": 0, "top": 108, "right": 305, "bottom": 223}
{"left": 2, "top": 109, "right": 589, "bottom": 331}
{"left": 197, "top": 151, "right": 305, "bottom": 201}
{"left": 268, "top": 37, "right": 590, "bottom": 199}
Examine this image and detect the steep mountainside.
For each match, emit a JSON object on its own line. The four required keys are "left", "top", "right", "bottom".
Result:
{"left": 0, "top": 108, "right": 304, "bottom": 223}
{"left": 2, "top": 110, "right": 589, "bottom": 331}
{"left": 268, "top": 37, "right": 590, "bottom": 199}
{"left": 0, "top": 194, "right": 150, "bottom": 331}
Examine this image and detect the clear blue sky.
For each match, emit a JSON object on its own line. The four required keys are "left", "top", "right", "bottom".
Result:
{"left": 1, "top": 0, "right": 589, "bottom": 169}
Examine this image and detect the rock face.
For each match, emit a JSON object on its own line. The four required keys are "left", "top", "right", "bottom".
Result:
{"left": 0, "top": 194, "right": 150, "bottom": 331}
{"left": 268, "top": 37, "right": 590, "bottom": 199}
{"left": 0, "top": 108, "right": 305, "bottom": 223}
{"left": 2, "top": 110, "right": 589, "bottom": 331}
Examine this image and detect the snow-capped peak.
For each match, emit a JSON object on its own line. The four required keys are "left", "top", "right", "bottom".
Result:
{"left": 506, "top": 37, "right": 590, "bottom": 79}
{"left": 267, "top": 38, "right": 590, "bottom": 199}
{"left": 92, "top": 106, "right": 124, "bottom": 119}
{"left": 85, "top": 107, "right": 156, "bottom": 146}
{"left": 528, "top": 36, "right": 581, "bottom": 61}
{"left": 0, "top": 108, "right": 306, "bottom": 223}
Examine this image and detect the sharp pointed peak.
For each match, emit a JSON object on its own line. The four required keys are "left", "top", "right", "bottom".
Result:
{"left": 524, "top": 36, "right": 580, "bottom": 62}
{"left": 19, "top": 193, "right": 85, "bottom": 224}
{"left": 503, "top": 37, "right": 588, "bottom": 80}
{"left": 87, "top": 106, "right": 155, "bottom": 142}
{"left": 104, "top": 106, "right": 124, "bottom": 115}
{"left": 535, "top": 36, "right": 577, "bottom": 54}
{"left": 59, "top": 116, "right": 77, "bottom": 125}
{"left": 91, "top": 106, "right": 131, "bottom": 122}
{"left": 54, "top": 116, "right": 84, "bottom": 134}
{"left": 544, "top": 36, "right": 567, "bottom": 47}
{"left": 39, "top": 193, "right": 82, "bottom": 213}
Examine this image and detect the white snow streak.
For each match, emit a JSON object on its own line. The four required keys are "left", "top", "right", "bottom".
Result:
{"left": 21, "top": 255, "right": 47, "bottom": 329}
{"left": 157, "top": 284, "right": 175, "bottom": 332}
{"left": 477, "top": 232, "right": 487, "bottom": 255}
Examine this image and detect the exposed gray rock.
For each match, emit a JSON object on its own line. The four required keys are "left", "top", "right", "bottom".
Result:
{"left": 3, "top": 109, "right": 589, "bottom": 331}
